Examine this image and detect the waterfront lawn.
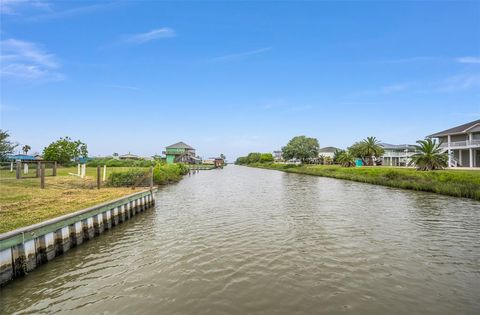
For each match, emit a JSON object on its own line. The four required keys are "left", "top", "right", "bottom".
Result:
{"left": 0, "top": 168, "right": 142, "bottom": 233}
{"left": 250, "top": 164, "right": 480, "bottom": 201}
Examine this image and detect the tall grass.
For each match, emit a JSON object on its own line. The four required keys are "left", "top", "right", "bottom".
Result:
{"left": 106, "top": 163, "right": 190, "bottom": 187}
{"left": 249, "top": 163, "right": 480, "bottom": 201}
{"left": 153, "top": 163, "right": 189, "bottom": 185}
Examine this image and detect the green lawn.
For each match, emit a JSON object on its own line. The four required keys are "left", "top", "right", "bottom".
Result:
{"left": 248, "top": 163, "right": 480, "bottom": 201}
{"left": 0, "top": 167, "right": 148, "bottom": 233}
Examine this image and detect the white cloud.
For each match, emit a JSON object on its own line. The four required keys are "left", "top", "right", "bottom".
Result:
{"left": 0, "top": 38, "right": 63, "bottom": 80}
{"left": 0, "top": 103, "right": 20, "bottom": 112}
{"left": 210, "top": 47, "right": 272, "bottom": 62}
{"left": 0, "top": 0, "right": 51, "bottom": 15}
{"left": 376, "top": 56, "right": 440, "bottom": 64}
{"left": 381, "top": 83, "right": 409, "bottom": 93}
{"left": 26, "top": 2, "right": 120, "bottom": 22}
{"left": 437, "top": 74, "right": 480, "bottom": 92}
{"left": 456, "top": 56, "right": 480, "bottom": 64}
{"left": 122, "top": 28, "right": 176, "bottom": 44}
{"left": 103, "top": 84, "right": 140, "bottom": 91}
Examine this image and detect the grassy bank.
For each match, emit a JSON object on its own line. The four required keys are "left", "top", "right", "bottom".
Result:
{"left": 0, "top": 164, "right": 188, "bottom": 233}
{"left": 248, "top": 163, "right": 480, "bottom": 201}
{"left": 0, "top": 175, "right": 134, "bottom": 233}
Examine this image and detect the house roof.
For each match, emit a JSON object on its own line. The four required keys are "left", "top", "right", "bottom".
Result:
{"left": 428, "top": 119, "right": 480, "bottom": 137}
{"left": 380, "top": 143, "right": 416, "bottom": 150}
{"left": 318, "top": 146, "right": 340, "bottom": 153}
{"left": 120, "top": 153, "right": 139, "bottom": 158}
{"left": 166, "top": 142, "right": 194, "bottom": 150}
{"left": 7, "top": 154, "right": 38, "bottom": 161}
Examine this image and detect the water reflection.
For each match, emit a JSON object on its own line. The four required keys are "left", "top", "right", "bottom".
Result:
{"left": 1, "top": 166, "right": 479, "bottom": 315}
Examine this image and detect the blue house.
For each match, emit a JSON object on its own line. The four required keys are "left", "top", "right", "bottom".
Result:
{"left": 6, "top": 154, "right": 40, "bottom": 161}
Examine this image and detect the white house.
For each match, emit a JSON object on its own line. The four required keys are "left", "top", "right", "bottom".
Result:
{"left": 379, "top": 143, "right": 417, "bottom": 167}
{"left": 318, "top": 147, "right": 340, "bottom": 160}
{"left": 428, "top": 119, "right": 480, "bottom": 168}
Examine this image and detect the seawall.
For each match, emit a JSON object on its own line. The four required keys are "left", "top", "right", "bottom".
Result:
{"left": 0, "top": 188, "right": 156, "bottom": 286}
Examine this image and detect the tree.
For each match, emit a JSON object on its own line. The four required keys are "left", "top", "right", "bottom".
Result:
{"left": 282, "top": 136, "right": 320, "bottom": 163}
{"left": 348, "top": 137, "right": 384, "bottom": 166}
{"left": 43, "top": 137, "right": 88, "bottom": 164}
{"left": 247, "top": 152, "right": 262, "bottom": 164}
{"left": 361, "top": 136, "right": 384, "bottom": 165}
{"left": 324, "top": 156, "right": 333, "bottom": 165}
{"left": 337, "top": 150, "right": 355, "bottom": 167}
{"left": 220, "top": 153, "right": 226, "bottom": 161}
{"left": 235, "top": 156, "right": 248, "bottom": 165}
{"left": 0, "top": 130, "right": 17, "bottom": 161}
{"left": 22, "top": 145, "right": 31, "bottom": 155}
{"left": 409, "top": 138, "right": 448, "bottom": 171}
{"left": 333, "top": 149, "right": 345, "bottom": 164}
{"left": 260, "top": 153, "right": 274, "bottom": 163}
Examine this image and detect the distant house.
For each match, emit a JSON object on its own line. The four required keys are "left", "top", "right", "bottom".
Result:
{"left": 164, "top": 142, "right": 199, "bottom": 164}
{"left": 273, "top": 150, "right": 283, "bottom": 161}
{"left": 203, "top": 157, "right": 225, "bottom": 168}
{"left": 379, "top": 143, "right": 417, "bottom": 167}
{"left": 119, "top": 153, "right": 140, "bottom": 160}
{"left": 318, "top": 147, "right": 340, "bottom": 159}
{"left": 76, "top": 157, "right": 92, "bottom": 164}
{"left": 6, "top": 154, "right": 41, "bottom": 162}
{"left": 152, "top": 154, "right": 166, "bottom": 162}
{"left": 428, "top": 119, "right": 480, "bottom": 168}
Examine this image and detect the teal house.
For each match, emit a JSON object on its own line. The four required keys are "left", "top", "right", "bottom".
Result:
{"left": 164, "top": 142, "right": 199, "bottom": 164}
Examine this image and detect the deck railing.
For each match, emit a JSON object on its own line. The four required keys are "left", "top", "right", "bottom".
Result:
{"left": 439, "top": 140, "right": 480, "bottom": 148}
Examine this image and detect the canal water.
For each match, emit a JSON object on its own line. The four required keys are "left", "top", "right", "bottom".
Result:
{"left": 1, "top": 166, "right": 479, "bottom": 314}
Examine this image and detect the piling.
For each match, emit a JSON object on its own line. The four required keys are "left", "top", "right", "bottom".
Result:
{"left": 15, "top": 162, "right": 20, "bottom": 179}
{"left": 40, "top": 163, "right": 45, "bottom": 189}
{"left": 0, "top": 189, "right": 156, "bottom": 286}
{"left": 97, "top": 166, "right": 101, "bottom": 189}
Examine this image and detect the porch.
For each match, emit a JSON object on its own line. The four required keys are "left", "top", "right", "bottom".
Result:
{"left": 450, "top": 148, "right": 480, "bottom": 168}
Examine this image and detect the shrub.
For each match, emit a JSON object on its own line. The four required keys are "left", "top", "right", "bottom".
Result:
{"left": 235, "top": 153, "right": 275, "bottom": 165}
{"left": 87, "top": 158, "right": 156, "bottom": 168}
{"left": 153, "top": 163, "right": 188, "bottom": 184}
{"left": 107, "top": 168, "right": 148, "bottom": 187}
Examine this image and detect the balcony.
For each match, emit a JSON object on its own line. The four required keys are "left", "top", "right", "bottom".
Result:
{"left": 439, "top": 140, "right": 480, "bottom": 148}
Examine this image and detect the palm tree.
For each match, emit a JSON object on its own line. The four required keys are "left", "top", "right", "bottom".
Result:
{"left": 409, "top": 138, "right": 448, "bottom": 171}
{"left": 360, "top": 136, "right": 384, "bottom": 166}
{"left": 22, "top": 144, "right": 31, "bottom": 155}
{"left": 337, "top": 151, "right": 355, "bottom": 167}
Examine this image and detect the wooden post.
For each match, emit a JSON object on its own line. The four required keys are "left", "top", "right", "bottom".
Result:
{"left": 77, "top": 164, "right": 81, "bottom": 176}
{"left": 103, "top": 165, "right": 107, "bottom": 182}
{"left": 97, "top": 166, "right": 101, "bottom": 189}
{"left": 16, "top": 162, "right": 20, "bottom": 179}
{"left": 40, "top": 163, "right": 45, "bottom": 189}
{"left": 23, "top": 163, "right": 28, "bottom": 174}
{"left": 53, "top": 162, "right": 57, "bottom": 176}
{"left": 10, "top": 161, "right": 13, "bottom": 172}
{"left": 36, "top": 162, "right": 40, "bottom": 178}
{"left": 150, "top": 166, "right": 154, "bottom": 189}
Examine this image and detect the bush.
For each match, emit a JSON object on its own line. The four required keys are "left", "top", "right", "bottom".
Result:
{"left": 235, "top": 153, "right": 274, "bottom": 165}
{"left": 235, "top": 156, "right": 248, "bottom": 165}
{"left": 107, "top": 168, "right": 148, "bottom": 187}
{"left": 260, "top": 153, "right": 274, "bottom": 163}
{"left": 87, "top": 158, "right": 156, "bottom": 168}
{"left": 153, "top": 163, "right": 189, "bottom": 185}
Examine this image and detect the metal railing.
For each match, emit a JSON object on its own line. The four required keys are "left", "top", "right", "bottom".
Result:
{"left": 439, "top": 140, "right": 480, "bottom": 147}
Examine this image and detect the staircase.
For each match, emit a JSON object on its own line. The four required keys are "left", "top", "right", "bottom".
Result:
{"left": 449, "top": 156, "right": 460, "bottom": 168}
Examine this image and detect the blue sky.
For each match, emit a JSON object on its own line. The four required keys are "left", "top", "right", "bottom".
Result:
{"left": 1, "top": 0, "right": 479, "bottom": 160}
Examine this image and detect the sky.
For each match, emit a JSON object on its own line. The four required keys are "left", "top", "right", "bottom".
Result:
{"left": 1, "top": 0, "right": 479, "bottom": 160}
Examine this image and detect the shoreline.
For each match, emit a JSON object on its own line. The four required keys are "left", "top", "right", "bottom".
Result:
{"left": 244, "top": 163, "right": 480, "bottom": 201}
{"left": 0, "top": 188, "right": 156, "bottom": 286}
